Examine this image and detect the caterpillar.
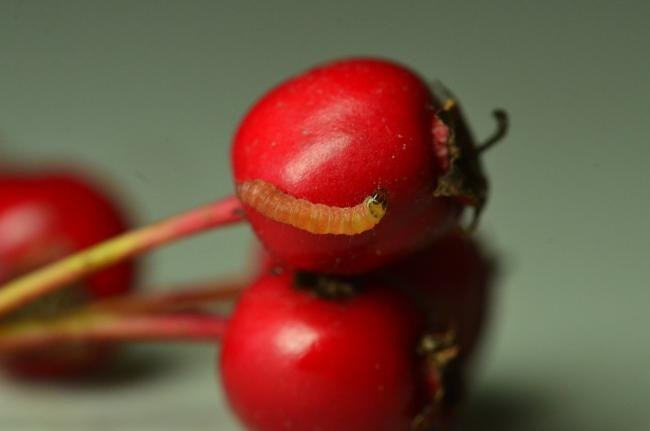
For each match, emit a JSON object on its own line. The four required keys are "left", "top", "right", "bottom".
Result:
{"left": 236, "top": 179, "right": 388, "bottom": 235}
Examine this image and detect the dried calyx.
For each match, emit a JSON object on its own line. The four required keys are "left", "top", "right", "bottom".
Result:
{"left": 431, "top": 82, "right": 509, "bottom": 231}
{"left": 412, "top": 328, "right": 461, "bottom": 431}
{"left": 293, "top": 271, "right": 364, "bottom": 299}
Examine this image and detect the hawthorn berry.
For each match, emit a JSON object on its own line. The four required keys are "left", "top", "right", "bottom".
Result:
{"left": 383, "top": 231, "right": 494, "bottom": 362}
{"left": 380, "top": 231, "right": 495, "bottom": 420}
{"left": 220, "top": 270, "right": 460, "bottom": 431}
{"left": 232, "top": 58, "right": 490, "bottom": 274}
{"left": 0, "top": 169, "right": 137, "bottom": 378}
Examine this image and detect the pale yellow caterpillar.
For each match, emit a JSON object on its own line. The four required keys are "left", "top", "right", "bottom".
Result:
{"left": 236, "top": 179, "right": 388, "bottom": 235}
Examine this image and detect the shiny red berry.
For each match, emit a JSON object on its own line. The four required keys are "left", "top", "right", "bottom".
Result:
{"left": 220, "top": 270, "right": 459, "bottom": 431}
{"left": 232, "top": 58, "right": 487, "bottom": 274}
{"left": 0, "top": 168, "right": 137, "bottom": 378}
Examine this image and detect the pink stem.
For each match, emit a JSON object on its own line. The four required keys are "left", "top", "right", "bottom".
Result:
{"left": 0, "top": 311, "right": 229, "bottom": 355}
{"left": 90, "top": 278, "right": 245, "bottom": 314}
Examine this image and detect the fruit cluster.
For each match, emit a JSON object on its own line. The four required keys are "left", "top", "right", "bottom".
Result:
{"left": 0, "top": 58, "right": 506, "bottom": 430}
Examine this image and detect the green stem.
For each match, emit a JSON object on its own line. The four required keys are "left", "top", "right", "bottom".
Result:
{"left": 0, "top": 195, "right": 244, "bottom": 317}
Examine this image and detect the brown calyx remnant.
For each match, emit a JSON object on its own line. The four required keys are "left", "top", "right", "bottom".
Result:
{"left": 412, "top": 328, "right": 460, "bottom": 431}
{"left": 430, "top": 82, "right": 509, "bottom": 231}
{"left": 293, "top": 271, "right": 363, "bottom": 300}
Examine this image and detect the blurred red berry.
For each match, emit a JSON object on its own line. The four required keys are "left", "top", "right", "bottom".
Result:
{"left": 0, "top": 168, "right": 137, "bottom": 378}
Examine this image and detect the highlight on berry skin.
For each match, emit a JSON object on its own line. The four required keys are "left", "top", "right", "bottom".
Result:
{"left": 236, "top": 179, "right": 388, "bottom": 235}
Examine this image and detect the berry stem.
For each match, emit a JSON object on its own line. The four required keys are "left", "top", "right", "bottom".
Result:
{"left": 89, "top": 277, "right": 245, "bottom": 314}
{"left": 0, "top": 195, "right": 244, "bottom": 317}
{"left": 476, "top": 110, "right": 509, "bottom": 154}
{"left": 0, "top": 310, "right": 229, "bottom": 355}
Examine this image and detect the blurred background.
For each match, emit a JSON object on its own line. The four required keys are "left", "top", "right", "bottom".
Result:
{"left": 0, "top": 0, "right": 648, "bottom": 429}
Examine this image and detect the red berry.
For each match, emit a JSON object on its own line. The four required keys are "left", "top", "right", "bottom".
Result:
{"left": 383, "top": 232, "right": 494, "bottom": 363}
{"left": 379, "top": 232, "right": 495, "bottom": 421}
{"left": 250, "top": 231, "right": 493, "bottom": 362}
{"left": 220, "top": 271, "right": 457, "bottom": 431}
{"left": 0, "top": 168, "right": 137, "bottom": 378}
{"left": 232, "top": 58, "right": 486, "bottom": 274}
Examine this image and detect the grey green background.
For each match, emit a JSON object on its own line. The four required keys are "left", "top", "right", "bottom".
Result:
{"left": 1, "top": 1, "right": 648, "bottom": 429}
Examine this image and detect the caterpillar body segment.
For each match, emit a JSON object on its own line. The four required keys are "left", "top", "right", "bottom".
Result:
{"left": 236, "top": 179, "right": 387, "bottom": 235}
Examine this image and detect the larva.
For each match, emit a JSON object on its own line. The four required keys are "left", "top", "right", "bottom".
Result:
{"left": 236, "top": 179, "right": 388, "bottom": 235}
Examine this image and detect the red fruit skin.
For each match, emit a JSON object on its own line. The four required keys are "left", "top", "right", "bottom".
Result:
{"left": 220, "top": 272, "right": 430, "bottom": 431}
{"left": 379, "top": 232, "right": 495, "bottom": 422}
{"left": 250, "top": 231, "right": 493, "bottom": 363}
{"left": 384, "top": 231, "right": 494, "bottom": 364}
{"left": 0, "top": 169, "right": 136, "bottom": 378}
{"left": 232, "top": 58, "right": 460, "bottom": 274}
